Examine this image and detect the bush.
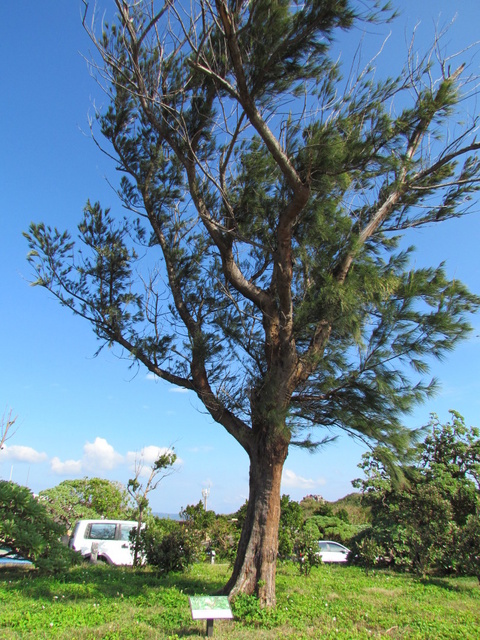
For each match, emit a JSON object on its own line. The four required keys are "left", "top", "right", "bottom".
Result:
{"left": 354, "top": 412, "right": 480, "bottom": 577}
{"left": 0, "top": 481, "right": 80, "bottom": 572}
{"left": 354, "top": 535, "right": 381, "bottom": 575}
{"left": 458, "top": 511, "right": 480, "bottom": 582}
{"left": 293, "top": 523, "right": 322, "bottom": 575}
{"left": 140, "top": 520, "right": 199, "bottom": 573}
{"left": 207, "top": 515, "right": 238, "bottom": 562}
{"left": 305, "top": 514, "right": 364, "bottom": 546}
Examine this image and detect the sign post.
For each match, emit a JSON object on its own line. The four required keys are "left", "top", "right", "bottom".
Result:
{"left": 189, "top": 596, "right": 233, "bottom": 637}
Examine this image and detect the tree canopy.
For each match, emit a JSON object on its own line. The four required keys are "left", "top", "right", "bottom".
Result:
{"left": 39, "top": 478, "right": 132, "bottom": 530}
{"left": 25, "top": 0, "right": 480, "bottom": 605}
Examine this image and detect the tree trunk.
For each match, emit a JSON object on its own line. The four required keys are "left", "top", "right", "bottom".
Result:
{"left": 223, "top": 434, "right": 289, "bottom": 608}
{"left": 133, "top": 507, "right": 143, "bottom": 567}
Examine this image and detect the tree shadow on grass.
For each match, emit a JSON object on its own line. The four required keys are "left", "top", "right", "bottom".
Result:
{"left": 0, "top": 563, "right": 227, "bottom": 603}
{"left": 0, "top": 564, "right": 236, "bottom": 638}
{"left": 418, "top": 575, "right": 478, "bottom": 594}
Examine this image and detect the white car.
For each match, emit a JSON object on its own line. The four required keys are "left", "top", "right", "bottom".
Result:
{"left": 317, "top": 540, "right": 350, "bottom": 563}
{"left": 69, "top": 519, "right": 142, "bottom": 565}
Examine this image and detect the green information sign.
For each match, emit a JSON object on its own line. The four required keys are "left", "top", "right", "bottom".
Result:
{"left": 189, "top": 596, "right": 233, "bottom": 637}
{"left": 189, "top": 596, "right": 233, "bottom": 620}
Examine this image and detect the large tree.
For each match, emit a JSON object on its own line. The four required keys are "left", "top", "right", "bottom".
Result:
{"left": 25, "top": 0, "right": 480, "bottom": 606}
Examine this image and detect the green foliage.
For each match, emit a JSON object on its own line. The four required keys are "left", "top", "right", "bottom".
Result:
{"left": 354, "top": 536, "right": 381, "bottom": 576}
{"left": 140, "top": 521, "right": 198, "bottom": 574}
{"left": 305, "top": 514, "right": 364, "bottom": 545}
{"left": 293, "top": 522, "right": 323, "bottom": 575}
{"left": 278, "top": 495, "right": 304, "bottom": 559}
{"left": 300, "top": 495, "right": 371, "bottom": 544}
{"left": 39, "top": 478, "right": 132, "bottom": 530}
{"left": 458, "top": 510, "right": 480, "bottom": 583}
{"left": 330, "top": 493, "right": 372, "bottom": 525}
{"left": 355, "top": 411, "right": 480, "bottom": 576}
{"left": 180, "top": 501, "right": 216, "bottom": 534}
{"left": 179, "top": 502, "right": 240, "bottom": 563}
{"left": 207, "top": 515, "right": 238, "bottom": 562}
{"left": 0, "top": 481, "right": 80, "bottom": 573}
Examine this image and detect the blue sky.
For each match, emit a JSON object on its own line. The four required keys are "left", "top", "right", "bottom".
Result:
{"left": 2, "top": 1, "right": 480, "bottom": 515}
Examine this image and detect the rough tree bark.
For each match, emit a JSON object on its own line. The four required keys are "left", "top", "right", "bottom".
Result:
{"left": 224, "top": 430, "right": 289, "bottom": 607}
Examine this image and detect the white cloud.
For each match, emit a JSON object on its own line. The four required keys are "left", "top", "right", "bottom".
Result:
{"left": 126, "top": 445, "right": 180, "bottom": 477}
{"left": 282, "top": 468, "right": 325, "bottom": 490}
{"left": 47, "top": 438, "right": 179, "bottom": 479}
{"left": 169, "top": 387, "right": 189, "bottom": 393}
{"left": 83, "top": 437, "right": 123, "bottom": 471}
{"left": 145, "top": 372, "right": 160, "bottom": 381}
{"left": 0, "top": 444, "right": 48, "bottom": 464}
{"left": 50, "top": 437, "right": 123, "bottom": 476}
{"left": 50, "top": 456, "right": 83, "bottom": 475}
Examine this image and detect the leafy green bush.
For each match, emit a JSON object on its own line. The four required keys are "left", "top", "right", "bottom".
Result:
{"left": 180, "top": 501, "right": 216, "bottom": 533}
{"left": 354, "top": 411, "right": 480, "bottom": 577}
{"left": 293, "top": 523, "right": 322, "bottom": 575}
{"left": 207, "top": 514, "right": 238, "bottom": 561}
{"left": 277, "top": 495, "right": 304, "bottom": 560}
{"left": 458, "top": 511, "right": 480, "bottom": 583}
{"left": 140, "top": 520, "right": 198, "bottom": 573}
{"left": 0, "top": 481, "right": 80, "bottom": 572}
{"left": 305, "top": 514, "right": 364, "bottom": 546}
{"left": 354, "top": 535, "right": 381, "bottom": 575}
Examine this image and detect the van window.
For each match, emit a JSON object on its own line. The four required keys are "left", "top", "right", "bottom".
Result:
{"left": 86, "top": 523, "right": 117, "bottom": 540}
{"left": 120, "top": 524, "right": 136, "bottom": 541}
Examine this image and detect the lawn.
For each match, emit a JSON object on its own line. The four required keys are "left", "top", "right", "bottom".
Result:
{"left": 0, "top": 562, "right": 478, "bottom": 639}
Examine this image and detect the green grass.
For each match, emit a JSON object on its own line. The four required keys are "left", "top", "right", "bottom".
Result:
{"left": 1, "top": 562, "right": 479, "bottom": 639}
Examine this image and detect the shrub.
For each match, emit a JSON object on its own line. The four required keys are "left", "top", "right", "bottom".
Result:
{"left": 0, "top": 481, "right": 79, "bottom": 572}
{"left": 354, "top": 536, "right": 381, "bottom": 575}
{"left": 305, "top": 514, "right": 363, "bottom": 545}
{"left": 458, "top": 511, "right": 480, "bottom": 583}
{"left": 140, "top": 520, "right": 199, "bottom": 573}
{"left": 207, "top": 515, "right": 238, "bottom": 561}
{"left": 293, "top": 523, "right": 322, "bottom": 575}
{"left": 354, "top": 412, "right": 480, "bottom": 577}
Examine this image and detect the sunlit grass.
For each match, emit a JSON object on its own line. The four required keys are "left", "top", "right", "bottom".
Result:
{"left": 0, "top": 562, "right": 479, "bottom": 638}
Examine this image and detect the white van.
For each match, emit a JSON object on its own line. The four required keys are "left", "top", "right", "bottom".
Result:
{"left": 69, "top": 519, "right": 142, "bottom": 565}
